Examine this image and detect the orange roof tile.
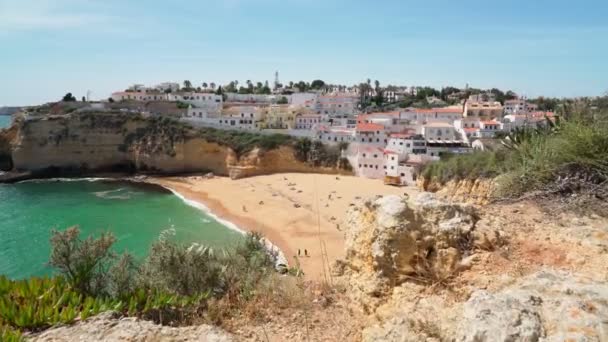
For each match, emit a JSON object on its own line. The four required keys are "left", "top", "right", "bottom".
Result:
{"left": 356, "top": 123, "right": 385, "bottom": 132}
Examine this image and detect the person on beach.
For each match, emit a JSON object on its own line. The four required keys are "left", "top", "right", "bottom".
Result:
{"left": 298, "top": 249, "right": 301, "bottom": 256}
{"left": 304, "top": 249, "right": 308, "bottom": 257}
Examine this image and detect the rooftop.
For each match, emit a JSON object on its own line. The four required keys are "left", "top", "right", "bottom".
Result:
{"left": 356, "top": 123, "right": 385, "bottom": 132}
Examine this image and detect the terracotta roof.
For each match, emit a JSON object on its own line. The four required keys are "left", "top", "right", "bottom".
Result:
{"left": 413, "top": 107, "right": 463, "bottom": 114}
{"left": 356, "top": 123, "right": 385, "bottom": 132}
{"left": 464, "top": 128, "right": 479, "bottom": 132}
{"left": 383, "top": 149, "right": 399, "bottom": 155}
{"left": 482, "top": 120, "right": 499, "bottom": 125}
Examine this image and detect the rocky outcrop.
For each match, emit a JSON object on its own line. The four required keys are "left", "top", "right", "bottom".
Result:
{"left": 335, "top": 194, "right": 495, "bottom": 311}
{"left": 1, "top": 112, "right": 349, "bottom": 180}
{"left": 457, "top": 270, "right": 608, "bottom": 342}
{"left": 417, "top": 177, "right": 496, "bottom": 205}
{"left": 31, "top": 312, "right": 233, "bottom": 342}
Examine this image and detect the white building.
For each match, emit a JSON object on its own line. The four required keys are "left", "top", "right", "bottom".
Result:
{"left": 355, "top": 123, "right": 388, "bottom": 146}
{"left": 295, "top": 113, "right": 322, "bottom": 130}
{"left": 385, "top": 134, "right": 427, "bottom": 155}
{"left": 504, "top": 99, "right": 538, "bottom": 115}
{"left": 290, "top": 93, "right": 318, "bottom": 106}
{"left": 421, "top": 122, "right": 459, "bottom": 141}
{"left": 316, "top": 125, "right": 356, "bottom": 144}
{"left": 355, "top": 146, "right": 385, "bottom": 179}
{"left": 308, "top": 94, "right": 358, "bottom": 116}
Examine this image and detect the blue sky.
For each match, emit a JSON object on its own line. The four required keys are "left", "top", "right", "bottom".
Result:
{"left": 1, "top": 0, "right": 607, "bottom": 106}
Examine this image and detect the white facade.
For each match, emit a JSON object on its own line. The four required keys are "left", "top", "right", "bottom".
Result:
{"left": 316, "top": 126, "right": 356, "bottom": 144}
{"left": 295, "top": 114, "right": 322, "bottom": 130}
{"left": 385, "top": 134, "right": 427, "bottom": 155}
{"left": 504, "top": 99, "right": 538, "bottom": 115}
{"left": 421, "top": 123, "right": 459, "bottom": 141}
{"left": 355, "top": 146, "right": 385, "bottom": 179}
{"left": 308, "top": 94, "right": 358, "bottom": 116}
{"left": 355, "top": 123, "right": 388, "bottom": 146}
{"left": 290, "top": 93, "right": 318, "bottom": 106}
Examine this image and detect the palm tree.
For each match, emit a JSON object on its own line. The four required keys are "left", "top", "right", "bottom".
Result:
{"left": 183, "top": 80, "right": 192, "bottom": 91}
{"left": 210, "top": 82, "right": 216, "bottom": 90}
{"left": 202, "top": 82, "right": 208, "bottom": 89}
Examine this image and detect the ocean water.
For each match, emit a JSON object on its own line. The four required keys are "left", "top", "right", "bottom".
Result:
{"left": 0, "top": 116, "right": 11, "bottom": 129}
{"left": 0, "top": 180, "right": 242, "bottom": 279}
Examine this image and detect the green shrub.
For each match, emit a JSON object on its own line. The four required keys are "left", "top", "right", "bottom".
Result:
{"left": 48, "top": 227, "right": 116, "bottom": 297}
{"left": 421, "top": 118, "right": 608, "bottom": 198}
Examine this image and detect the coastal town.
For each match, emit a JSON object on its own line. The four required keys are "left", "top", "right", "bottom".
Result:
{"left": 99, "top": 76, "right": 556, "bottom": 186}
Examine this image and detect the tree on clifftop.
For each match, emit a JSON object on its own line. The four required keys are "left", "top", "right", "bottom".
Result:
{"left": 62, "top": 93, "right": 77, "bottom": 102}
{"left": 310, "top": 79, "right": 326, "bottom": 90}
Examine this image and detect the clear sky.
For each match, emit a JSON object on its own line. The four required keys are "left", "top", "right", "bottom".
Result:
{"left": 1, "top": 0, "right": 607, "bottom": 106}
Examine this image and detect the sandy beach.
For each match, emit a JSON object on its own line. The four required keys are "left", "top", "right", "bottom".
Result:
{"left": 150, "top": 173, "right": 417, "bottom": 282}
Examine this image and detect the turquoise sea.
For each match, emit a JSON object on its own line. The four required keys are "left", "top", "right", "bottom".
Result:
{"left": 0, "top": 180, "right": 242, "bottom": 279}
{"left": 0, "top": 115, "right": 11, "bottom": 129}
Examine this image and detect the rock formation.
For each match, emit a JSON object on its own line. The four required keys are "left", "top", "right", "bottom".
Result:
{"left": 457, "top": 270, "right": 608, "bottom": 342}
{"left": 0, "top": 112, "right": 349, "bottom": 180}
{"left": 417, "top": 176, "right": 496, "bottom": 205}
{"left": 335, "top": 194, "right": 497, "bottom": 311}
{"left": 31, "top": 312, "right": 233, "bottom": 342}
{"left": 337, "top": 194, "right": 608, "bottom": 341}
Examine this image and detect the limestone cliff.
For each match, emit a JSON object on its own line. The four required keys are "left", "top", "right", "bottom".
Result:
{"left": 336, "top": 194, "right": 608, "bottom": 341}
{"left": 0, "top": 112, "right": 349, "bottom": 180}
{"left": 417, "top": 176, "right": 496, "bottom": 205}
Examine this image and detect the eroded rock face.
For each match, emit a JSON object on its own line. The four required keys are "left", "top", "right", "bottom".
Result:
{"left": 337, "top": 194, "right": 483, "bottom": 311}
{"left": 31, "top": 312, "right": 233, "bottom": 342}
{"left": 457, "top": 270, "right": 608, "bottom": 342}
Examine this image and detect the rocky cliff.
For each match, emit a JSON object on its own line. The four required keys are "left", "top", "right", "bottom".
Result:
{"left": 336, "top": 194, "right": 608, "bottom": 341}
{"left": 0, "top": 112, "right": 349, "bottom": 180}
{"left": 417, "top": 176, "right": 496, "bottom": 205}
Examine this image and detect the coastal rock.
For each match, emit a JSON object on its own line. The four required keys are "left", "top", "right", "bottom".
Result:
{"left": 2, "top": 112, "right": 350, "bottom": 180}
{"left": 457, "top": 270, "right": 608, "bottom": 342}
{"left": 31, "top": 312, "right": 233, "bottom": 342}
{"left": 340, "top": 193, "right": 481, "bottom": 310}
{"left": 417, "top": 176, "right": 496, "bottom": 205}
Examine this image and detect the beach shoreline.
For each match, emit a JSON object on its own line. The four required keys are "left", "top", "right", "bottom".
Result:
{"left": 147, "top": 173, "right": 414, "bottom": 281}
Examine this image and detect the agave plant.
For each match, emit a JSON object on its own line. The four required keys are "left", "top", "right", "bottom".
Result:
{"left": 501, "top": 115, "right": 561, "bottom": 150}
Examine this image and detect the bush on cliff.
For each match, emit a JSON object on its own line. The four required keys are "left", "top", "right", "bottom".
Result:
{"left": 0, "top": 228, "right": 286, "bottom": 337}
{"left": 421, "top": 114, "right": 608, "bottom": 201}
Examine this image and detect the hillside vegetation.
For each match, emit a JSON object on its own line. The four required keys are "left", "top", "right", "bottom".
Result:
{"left": 421, "top": 98, "right": 608, "bottom": 212}
{"left": 0, "top": 228, "right": 302, "bottom": 340}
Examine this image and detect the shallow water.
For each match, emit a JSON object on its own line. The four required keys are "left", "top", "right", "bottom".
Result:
{"left": 0, "top": 179, "right": 242, "bottom": 279}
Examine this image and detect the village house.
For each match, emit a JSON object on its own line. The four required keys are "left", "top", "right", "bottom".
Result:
{"left": 355, "top": 123, "right": 388, "bottom": 146}
{"left": 463, "top": 96, "right": 503, "bottom": 118}
{"left": 420, "top": 122, "right": 459, "bottom": 141}
{"left": 295, "top": 113, "right": 322, "bottom": 130}
{"left": 355, "top": 146, "right": 385, "bottom": 179}
{"left": 503, "top": 98, "right": 538, "bottom": 115}
{"left": 316, "top": 125, "right": 356, "bottom": 144}
{"left": 309, "top": 94, "right": 358, "bottom": 116}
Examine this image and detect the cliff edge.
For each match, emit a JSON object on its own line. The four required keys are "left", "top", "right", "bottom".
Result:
{"left": 0, "top": 111, "right": 349, "bottom": 180}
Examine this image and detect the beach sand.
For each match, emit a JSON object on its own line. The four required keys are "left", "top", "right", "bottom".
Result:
{"left": 151, "top": 173, "right": 417, "bottom": 282}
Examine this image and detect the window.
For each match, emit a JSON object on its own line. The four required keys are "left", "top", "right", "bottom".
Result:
{"left": 399, "top": 142, "right": 403, "bottom": 145}
{"left": 391, "top": 166, "right": 394, "bottom": 170}
{"left": 375, "top": 165, "right": 378, "bottom": 169}
{"left": 383, "top": 166, "right": 387, "bottom": 169}
{"left": 362, "top": 153, "right": 366, "bottom": 157}
{"left": 373, "top": 154, "right": 377, "bottom": 158}
{"left": 391, "top": 157, "right": 395, "bottom": 161}
{"left": 401, "top": 173, "right": 405, "bottom": 177}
